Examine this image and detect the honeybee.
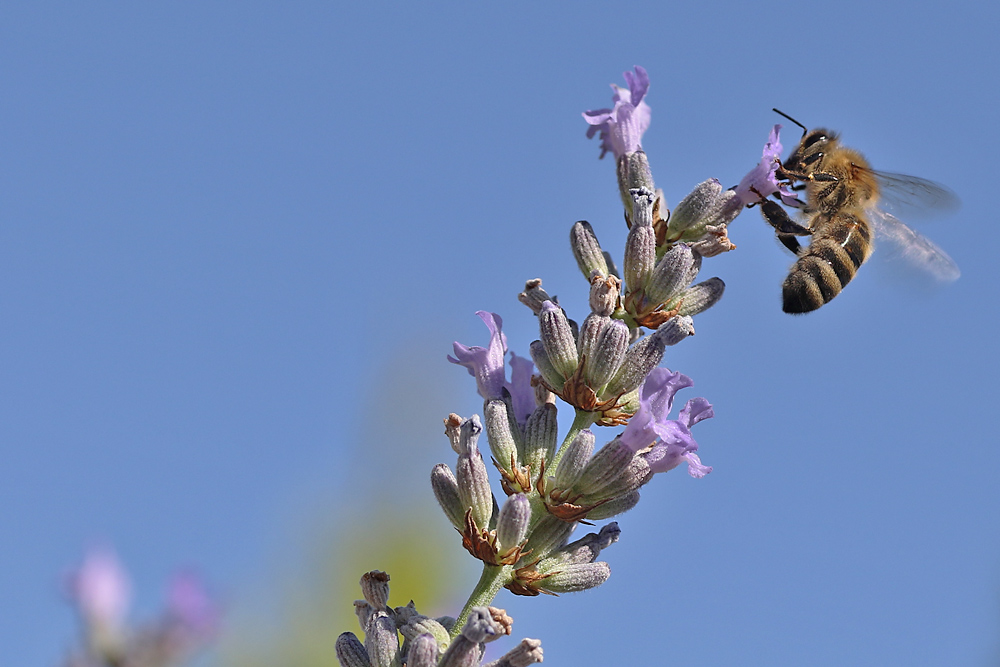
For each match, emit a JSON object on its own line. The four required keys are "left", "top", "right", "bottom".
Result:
{"left": 756, "top": 110, "right": 959, "bottom": 314}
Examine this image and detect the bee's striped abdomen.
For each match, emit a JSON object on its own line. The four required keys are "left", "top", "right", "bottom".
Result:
{"left": 782, "top": 212, "right": 873, "bottom": 314}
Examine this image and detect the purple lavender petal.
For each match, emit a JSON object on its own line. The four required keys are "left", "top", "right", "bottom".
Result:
{"left": 683, "top": 452, "right": 713, "bottom": 478}
{"left": 621, "top": 368, "right": 695, "bottom": 452}
{"left": 68, "top": 547, "right": 131, "bottom": 628}
{"left": 583, "top": 66, "right": 652, "bottom": 160}
{"left": 505, "top": 351, "right": 535, "bottom": 426}
{"left": 448, "top": 311, "right": 509, "bottom": 400}
{"left": 735, "top": 124, "right": 798, "bottom": 206}
{"left": 678, "top": 397, "right": 714, "bottom": 428}
{"left": 167, "top": 571, "right": 219, "bottom": 638}
{"left": 622, "top": 65, "right": 649, "bottom": 106}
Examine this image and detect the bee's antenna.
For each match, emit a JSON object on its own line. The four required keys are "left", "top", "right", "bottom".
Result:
{"left": 772, "top": 108, "right": 808, "bottom": 137}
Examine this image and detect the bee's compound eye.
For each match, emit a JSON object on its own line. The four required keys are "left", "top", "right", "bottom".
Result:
{"left": 803, "top": 132, "right": 827, "bottom": 149}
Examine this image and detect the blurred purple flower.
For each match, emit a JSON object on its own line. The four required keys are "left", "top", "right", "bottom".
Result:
{"left": 505, "top": 351, "right": 535, "bottom": 426}
{"left": 735, "top": 124, "right": 798, "bottom": 206}
{"left": 449, "top": 311, "right": 509, "bottom": 400}
{"left": 67, "top": 547, "right": 131, "bottom": 630}
{"left": 583, "top": 66, "right": 651, "bottom": 160}
{"left": 620, "top": 367, "right": 714, "bottom": 478}
{"left": 166, "top": 571, "right": 219, "bottom": 641}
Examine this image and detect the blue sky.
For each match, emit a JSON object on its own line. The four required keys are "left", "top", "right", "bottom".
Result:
{"left": 2, "top": 2, "right": 999, "bottom": 665}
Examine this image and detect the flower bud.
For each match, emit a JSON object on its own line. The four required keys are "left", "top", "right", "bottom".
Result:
{"left": 617, "top": 151, "right": 655, "bottom": 212}
{"left": 570, "top": 221, "right": 609, "bottom": 279}
{"left": 643, "top": 243, "right": 702, "bottom": 307}
{"left": 522, "top": 513, "right": 575, "bottom": 559}
{"left": 588, "top": 273, "right": 620, "bottom": 317}
{"left": 431, "top": 464, "right": 464, "bottom": 530}
{"left": 365, "top": 610, "right": 400, "bottom": 667}
{"left": 360, "top": 571, "right": 390, "bottom": 609}
{"left": 528, "top": 340, "right": 563, "bottom": 392}
{"left": 676, "top": 277, "right": 725, "bottom": 316}
{"left": 455, "top": 416, "right": 494, "bottom": 530}
{"left": 623, "top": 194, "right": 657, "bottom": 291}
{"left": 667, "top": 178, "right": 725, "bottom": 234}
{"left": 537, "top": 562, "right": 611, "bottom": 593}
{"left": 517, "top": 279, "right": 554, "bottom": 316}
{"left": 521, "top": 404, "right": 557, "bottom": 479}
{"left": 490, "top": 638, "right": 544, "bottom": 667}
{"left": 575, "top": 439, "right": 635, "bottom": 496}
{"left": 553, "top": 430, "right": 595, "bottom": 490}
{"left": 538, "top": 301, "right": 578, "bottom": 380}
{"left": 496, "top": 494, "right": 531, "bottom": 553}
{"left": 583, "top": 318, "right": 629, "bottom": 390}
{"left": 585, "top": 490, "right": 640, "bottom": 520}
{"left": 544, "top": 522, "right": 621, "bottom": 567}
{"left": 405, "top": 634, "right": 439, "bottom": 667}
{"left": 484, "top": 399, "right": 520, "bottom": 472}
{"left": 399, "top": 616, "right": 450, "bottom": 655}
{"left": 336, "top": 632, "right": 371, "bottom": 667}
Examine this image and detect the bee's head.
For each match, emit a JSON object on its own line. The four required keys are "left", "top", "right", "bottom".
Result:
{"left": 787, "top": 128, "right": 838, "bottom": 175}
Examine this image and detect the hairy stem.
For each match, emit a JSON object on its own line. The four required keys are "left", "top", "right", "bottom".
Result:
{"left": 451, "top": 564, "right": 513, "bottom": 640}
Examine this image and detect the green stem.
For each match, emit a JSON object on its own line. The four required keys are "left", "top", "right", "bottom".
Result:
{"left": 548, "top": 408, "right": 596, "bottom": 471}
{"left": 450, "top": 564, "right": 512, "bottom": 640}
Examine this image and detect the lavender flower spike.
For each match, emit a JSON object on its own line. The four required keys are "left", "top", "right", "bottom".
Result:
{"left": 67, "top": 547, "right": 131, "bottom": 632}
{"left": 583, "top": 65, "right": 651, "bottom": 160}
{"left": 734, "top": 124, "right": 798, "bottom": 207}
{"left": 620, "top": 367, "right": 714, "bottom": 478}
{"left": 449, "top": 311, "right": 508, "bottom": 400}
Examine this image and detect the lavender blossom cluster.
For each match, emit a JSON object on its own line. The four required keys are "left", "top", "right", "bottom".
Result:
{"left": 335, "top": 66, "right": 774, "bottom": 667}
{"left": 62, "top": 547, "right": 217, "bottom": 667}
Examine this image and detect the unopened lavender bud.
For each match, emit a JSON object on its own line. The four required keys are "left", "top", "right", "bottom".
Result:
{"left": 522, "top": 403, "right": 557, "bottom": 478}
{"left": 623, "top": 192, "right": 657, "bottom": 291}
{"left": 484, "top": 399, "right": 520, "bottom": 472}
{"left": 399, "top": 616, "right": 450, "bottom": 654}
{"left": 644, "top": 244, "right": 702, "bottom": 306}
{"left": 336, "top": 632, "right": 372, "bottom": 667}
{"left": 538, "top": 301, "right": 578, "bottom": 380}
{"left": 588, "top": 273, "right": 620, "bottom": 316}
{"left": 545, "top": 523, "right": 621, "bottom": 566}
{"left": 431, "top": 464, "right": 465, "bottom": 530}
{"left": 604, "top": 336, "right": 664, "bottom": 399}
{"left": 539, "top": 562, "right": 611, "bottom": 593}
{"left": 576, "top": 313, "right": 606, "bottom": 371}
{"left": 668, "top": 178, "right": 725, "bottom": 234}
{"left": 585, "top": 490, "right": 640, "bottom": 520}
{"left": 654, "top": 314, "right": 695, "bottom": 345}
{"left": 595, "top": 455, "right": 652, "bottom": 500}
{"left": 365, "top": 611, "right": 400, "bottom": 667}
{"left": 462, "top": 607, "right": 501, "bottom": 643}
{"left": 553, "top": 429, "right": 595, "bottom": 489}
{"left": 523, "top": 512, "right": 576, "bottom": 558}
{"left": 529, "top": 340, "right": 563, "bottom": 392}
{"left": 676, "top": 277, "right": 725, "bottom": 316}
{"left": 438, "top": 636, "right": 479, "bottom": 667}
{"left": 485, "top": 638, "right": 544, "bottom": 667}
{"left": 618, "top": 150, "right": 655, "bottom": 211}
{"left": 585, "top": 318, "right": 629, "bottom": 389}
{"left": 570, "top": 221, "right": 609, "bottom": 279}
{"left": 576, "top": 439, "right": 634, "bottom": 496}
{"left": 496, "top": 494, "right": 531, "bottom": 552}
{"left": 406, "top": 634, "right": 439, "bottom": 667}
{"left": 456, "top": 416, "right": 494, "bottom": 530}
{"left": 360, "top": 571, "right": 391, "bottom": 609}
{"left": 355, "top": 600, "right": 374, "bottom": 629}
{"left": 518, "top": 279, "right": 553, "bottom": 316}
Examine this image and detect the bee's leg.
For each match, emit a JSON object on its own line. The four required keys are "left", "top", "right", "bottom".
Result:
{"left": 761, "top": 200, "right": 811, "bottom": 236}
{"left": 778, "top": 233, "right": 802, "bottom": 255}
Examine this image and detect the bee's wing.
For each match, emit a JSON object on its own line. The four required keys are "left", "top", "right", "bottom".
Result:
{"left": 872, "top": 170, "right": 960, "bottom": 217}
{"left": 867, "top": 207, "right": 960, "bottom": 282}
